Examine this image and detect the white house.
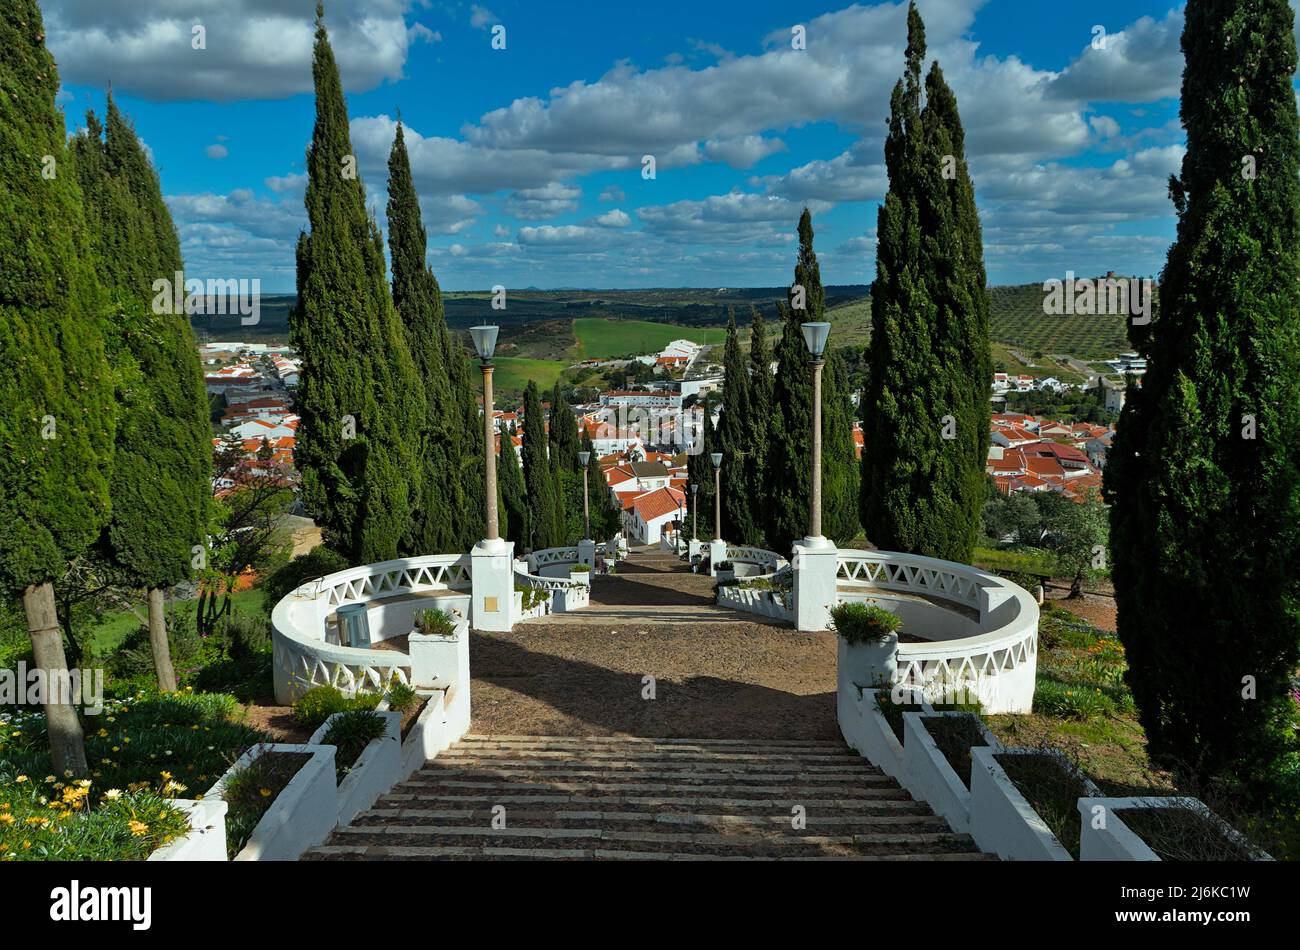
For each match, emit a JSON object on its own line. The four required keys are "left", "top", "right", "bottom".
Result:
{"left": 625, "top": 486, "right": 687, "bottom": 544}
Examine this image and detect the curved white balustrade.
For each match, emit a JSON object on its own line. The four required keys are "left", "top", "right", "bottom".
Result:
{"left": 271, "top": 554, "right": 471, "bottom": 704}
{"left": 835, "top": 550, "right": 1039, "bottom": 714}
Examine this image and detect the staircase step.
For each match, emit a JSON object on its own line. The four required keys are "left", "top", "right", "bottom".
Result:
{"left": 304, "top": 734, "right": 991, "bottom": 861}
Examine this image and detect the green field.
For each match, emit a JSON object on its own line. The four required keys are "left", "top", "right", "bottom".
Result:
{"left": 492, "top": 356, "right": 566, "bottom": 392}
{"left": 572, "top": 318, "right": 726, "bottom": 361}
{"left": 988, "top": 284, "right": 1133, "bottom": 359}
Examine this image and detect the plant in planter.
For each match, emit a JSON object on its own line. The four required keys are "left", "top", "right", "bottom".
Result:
{"left": 384, "top": 680, "right": 419, "bottom": 714}
{"left": 220, "top": 746, "right": 313, "bottom": 859}
{"left": 413, "top": 607, "right": 456, "bottom": 637}
{"left": 320, "top": 710, "right": 387, "bottom": 785}
{"left": 831, "top": 601, "right": 902, "bottom": 688}
{"left": 569, "top": 564, "right": 590, "bottom": 573}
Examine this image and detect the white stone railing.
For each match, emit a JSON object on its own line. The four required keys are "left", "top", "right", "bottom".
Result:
{"left": 724, "top": 545, "right": 787, "bottom": 577}
{"left": 528, "top": 542, "right": 615, "bottom": 574}
{"left": 271, "top": 553, "right": 471, "bottom": 704}
{"left": 513, "top": 565, "right": 591, "bottom": 612}
{"left": 717, "top": 583, "right": 793, "bottom": 622}
{"left": 834, "top": 550, "right": 1039, "bottom": 714}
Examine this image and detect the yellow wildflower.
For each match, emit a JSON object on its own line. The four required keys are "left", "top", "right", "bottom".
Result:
{"left": 128, "top": 820, "right": 149, "bottom": 836}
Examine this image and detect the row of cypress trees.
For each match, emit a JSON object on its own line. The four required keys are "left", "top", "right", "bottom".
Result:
{"left": 1, "top": 0, "right": 210, "bottom": 773}
{"left": 293, "top": 4, "right": 486, "bottom": 562}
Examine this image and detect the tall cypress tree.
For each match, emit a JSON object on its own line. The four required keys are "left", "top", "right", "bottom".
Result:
{"left": 1104, "top": 0, "right": 1300, "bottom": 784}
{"left": 745, "top": 306, "right": 773, "bottom": 544}
{"left": 687, "top": 408, "right": 718, "bottom": 539}
{"left": 582, "top": 432, "right": 620, "bottom": 541}
{"left": 821, "top": 348, "right": 862, "bottom": 545}
{"left": 861, "top": 1, "right": 989, "bottom": 562}
{"left": 766, "top": 211, "right": 822, "bottom": 552}
{"left": 548, "top": 380, "right": 581, "bottom": 471}
{"left": 293, "top": 4, "right": 423, "bottom": 562}
{"left": 716, "top": 311, "right": 756, "bottom": 543}
{"left": 71, "top": 96, "right": 210, "bottom": 693}
{"left": 387, "top": 121, "right": 457, "bottom": 554}
{"left": 0, "top": 0, "right": 114, "bottom": 775}
{"left": 521, "top": 381, "right": 563, "bottom": 549}
{"left": 498, "top": 422, "right": 528, "bottom": 548}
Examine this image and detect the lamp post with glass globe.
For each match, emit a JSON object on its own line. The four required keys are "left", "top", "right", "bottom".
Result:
{"left": 800, "top": 321, "right": 831, "bottom": 543}
{"left": 467, "top": 324, "right": 514, "bottom": 632}
{"left": 576, "top": 450, "right": 597, "bottom": 570}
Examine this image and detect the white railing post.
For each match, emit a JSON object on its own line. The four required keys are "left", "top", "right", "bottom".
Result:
{"left": 471, "top": 539, "right": 516, "bottom": 631}
{"left": 793, "top": 540, "right": 839, "bottom": 632}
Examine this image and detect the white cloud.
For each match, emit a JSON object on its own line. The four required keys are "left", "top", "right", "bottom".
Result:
{"left": 43, "top": 0, "right": 421, "bottom": 101}
{"left": 204, "top": 143, "right": 228, "bottom": 160}
{"left": 1045, "top": 11, "right": 1184, "bottom": 103}
{"left": 591, "top": 209, "right": 631, "bottom": 228}
{"left": 470, "top": 4, "right": 498, "bottom": 30}
{"left": 702, "top": 135, "right": 787, "bottom": 169}
{"left": 598, "top": 185, "right": 626, "bottom": 203}
{"left": 504, "top": 182, "right": 582, "bottom": 220}
{"left": 637, "top": 191, "right": 826, "bottom": 245}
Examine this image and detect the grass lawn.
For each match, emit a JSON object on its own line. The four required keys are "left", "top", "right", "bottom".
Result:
{"left": 492, "top": 356, "right": 566, "bottom": 393}
{"left": 573, "top": 317, "right": 725, "bottom": 360}
{"left": 972, "top": 545, "right": 1056, "bottom": 576}
{"left": 84, "top": 587, "right": 268, "bottom": 659}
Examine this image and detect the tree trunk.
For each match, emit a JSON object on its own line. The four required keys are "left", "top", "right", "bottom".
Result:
{"left": 147, "top": 587, "right": 178, "bottom": 692}
{"left": 22, "top": 582, "right": 88, "bottom": 778}
{"left": 57, "top": 596, "right": 82, "bottom": 667}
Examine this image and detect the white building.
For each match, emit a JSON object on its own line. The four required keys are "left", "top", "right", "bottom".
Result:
{"left": 624, "top": 486, "right": 687, "bottom": 544}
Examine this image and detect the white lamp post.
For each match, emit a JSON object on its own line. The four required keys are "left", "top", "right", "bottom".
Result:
{"left": 690, "top": 483, "right": 698, "bottom": 540}
{"left": 800, "top": 322, "right": 830, "bottom": 543}
{"left": 470, "top": 325, "right": 500, "bottom": 542}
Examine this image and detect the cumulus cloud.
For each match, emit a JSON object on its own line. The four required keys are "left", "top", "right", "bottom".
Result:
{"left": 598, "top": 185, "right": 626, "bottom": 203}
{"left": 43, "top": 0, "right": 421, "bottom": 101}
{"left": 637, "top": 191, "right": 826, "bottom": 245}
{"left": 504, "top": 183, "right": 582, "bottom": 220}
{"left": 591, "top": 209, "right": 632, "bottom": 228}
{"left": 702, "top": 135, "right": 787, "bottom": 169}
{"left": 1044, "top": 11, "right": 1184, "bottom": 103}
{"left": 204, "top": 143, "right": 228, "bottom": 160}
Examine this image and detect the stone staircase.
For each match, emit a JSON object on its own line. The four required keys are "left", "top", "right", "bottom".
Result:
{"left": 305, "top": 735, "right": 990, "bottom": 860}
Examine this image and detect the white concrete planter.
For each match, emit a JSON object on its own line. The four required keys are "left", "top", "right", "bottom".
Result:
{"left": 1077, "top": 796, "right": 1273, "bottom": 862}
{"left": 902, "top": 712, "right": 1001, "bottom": 834}
{"left": 569, "top": 569, "right": 591, "bottom": 586}
{"left": 717, "top": 584, "right": 793, "bottom": 623}
{"left": 206, "top": 743, "right": 337, "bottom": 861}
{"left": 147, "top": 798, "right": 228, "bottom": 862}
{"left": 837, "top": 633, "right": 899, "bottom": 691}
{"left": 970, "top": 746, "right": 1098, "bottom": 861}
{"left": 310, "top": 710, "right": 402, "bottom": 827}
{"left": 839, "top": 687, "right": 934, "bottom": 781}
{"left": 513, "top": 588, "right": 551, "bottom": 620}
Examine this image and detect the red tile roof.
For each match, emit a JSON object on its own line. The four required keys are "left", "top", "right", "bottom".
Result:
{"left": 632, "top": 487, "right": 687, "bottom": 522}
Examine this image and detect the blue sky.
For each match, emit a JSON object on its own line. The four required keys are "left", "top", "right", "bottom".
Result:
{"left": 39, "top": 0, "right": 1272, "bottom": 292}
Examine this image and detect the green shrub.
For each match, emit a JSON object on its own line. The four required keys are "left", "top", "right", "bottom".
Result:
{"left": 261, "top": 548, "right": 351, "bottom": 613}
{"left": 514, "top": 585, "right": 549, "bottom": 611}
{"left": 570, "top": 564, "right": 590, "bottom": 573}
{"left": 1115, "top": 806, "right": 1257, "bottom": 861}
{"left": 220, "top": 748, "right": 312, "bottom": 859}
{"left": 830, "top": 602, "right": 901, "bottom": 645}
{"left": 321, "top": 710, "right": 388, "bottom": 784}
{"left": 412, "top": 608, "right": 455, "bottom": 637}
{"left": 292, "top": 685, "right": 381, "bottom": 731}
{"left": 106, "top": 605, "right": 202, "bottom": 688}
{"left": 385, "top": 680, "right": 418, "bottom": 713}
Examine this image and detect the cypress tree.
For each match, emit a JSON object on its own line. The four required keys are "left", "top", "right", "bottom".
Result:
{"left": 821, "top": 349, "right": 862, "bottom": 545}
{"left": 861, "top": 1, "right": 989, "bottom": 562}
{"left": 0, "top": 0, "right": 114, "bottom": 775}
{"left": 745, "top": 306, "right": 773, "bottom": 544}
{"left": 687, "top": 408, "right": 718, "bottom": 539}
{"left": 1104, "top": 0, "right": 1300, "bottom": 784}
{"left": 548, "top": 380, "right": 581, "bottom": 471}
{"left": 386, "top": 120, "right": 458, "bottom": 554}
{"left": 71, "top": 96, "right": 210, "bottom": 693}
{"left": 521, "top": 381, "right": 563, "bottom": 549}
{"left": 293, "top": 4, "right": 423, "bottom": 562}
{"left": 498, "top": 422, "right": 528, "bottom": 547}
{"left": 766, "top": 212, "right": 821, "bottom": 552}
{"left": 716, "top": 311, "right": 756, "bottom": 543}
{"left": 582, "top": 432, "right": 620, "bottom": 541}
